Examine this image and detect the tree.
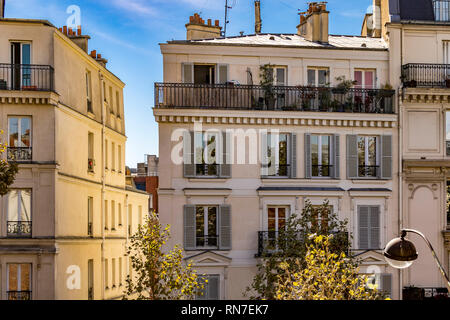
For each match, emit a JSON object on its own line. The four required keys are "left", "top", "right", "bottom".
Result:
{"left": 0, "top": 130, "right": 18, "bottom": 196}
{"left": 124, "top": 211, "right": 204, "bottom": 300}
{"left": 275, "top": 234, "right": 385, "bottom": 300}
{"left": 245, "top": 200, "right": 350, "bottom": 300}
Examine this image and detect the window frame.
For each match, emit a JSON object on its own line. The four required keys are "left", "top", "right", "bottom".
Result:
{"left": 354, "top": 69, "right": 376, "bottom": 89}
{"left": 195, "top": 205, "right": 219, "bottom": 249}
{"left": 265, "top": 133, "right": 290, "bottom": 178}
{"left": 8, "top": 116, "right": 32, "bottom": 161}
{"left": 307, "top": 67, "right": 330, "bottom": 87}
{"left": 310, "top": 134, "right": 333, "bottom": 178}
{"left": 357, "top": 135, "right": 379, "bottom": 179}
{"left": 7, "top": 263, "right": 32, "bottom": 300}
{"left": 194, "top": 131, "right": 221, "bottom": 177}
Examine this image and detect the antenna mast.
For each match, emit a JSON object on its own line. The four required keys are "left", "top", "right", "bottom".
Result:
{"left": 223, "top": 0, "right": 233, "bottom": 38}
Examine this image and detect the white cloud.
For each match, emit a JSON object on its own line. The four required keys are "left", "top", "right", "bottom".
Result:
{"left": 111, "top": 0, "right": 159, "bottom": 16}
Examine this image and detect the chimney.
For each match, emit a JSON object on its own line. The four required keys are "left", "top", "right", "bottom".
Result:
{"left": 61, "top": 25, "right": 91, "bottom": 53}
{"left": 90, "top": 50, "right": 108, "bottom": 68}
{"left": 297, "top": 2, "right": 329, "bottom": 43}
{"left": 255, "top": 0, "right": 262, "bottom": 35}
{"left": 186, "top": 13, "right": 222, "bottom": 40}
{"left": 0, "top": 0, "right": 5, "bottom": 18}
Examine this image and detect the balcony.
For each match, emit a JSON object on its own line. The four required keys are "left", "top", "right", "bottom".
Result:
{"left": 7, "top": 221, "right": 32, "bottom": 238}
{"left": 7, "top": 291, "right": 32, "bottom": 300}
{"left": 7, "top": 147, "right": 32, "bottom": 162}
{"left": 0, "top": 64, "right": 54, "bottom": 92}
{"left": 155, "top": 83, "right": 395, "bottom": 114}
{"left": 256, "top": 230, "right": 349, "bottom": 257}
{"left": 401, "top": 63, "right": 450, "bottom": 88}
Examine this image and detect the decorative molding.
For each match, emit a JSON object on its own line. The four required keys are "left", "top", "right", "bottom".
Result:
{"left": 402, "top": 88, "right": 450, "bottom": 104}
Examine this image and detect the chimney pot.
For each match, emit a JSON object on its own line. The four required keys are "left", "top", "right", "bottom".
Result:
{"left": 208, "top": 19, "right": 212, "bottom": 26}
{"left": 63, "top": 26, "right": 68, "bottom": 34}
{"left": 90, "top": 50, "right": 96, "bottom": 58}
{"left": 77, "top": 26, "right": 82, "bottom": 36}
{"left": 215, "top": 20, "right": 219, "bottom": 27}
{"left": 97, "top": 53, "right": 102, "bottom": 59}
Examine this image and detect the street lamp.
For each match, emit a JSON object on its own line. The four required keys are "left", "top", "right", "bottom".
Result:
{"left": 384, "top": 229, "right": 450, "bottom": 290}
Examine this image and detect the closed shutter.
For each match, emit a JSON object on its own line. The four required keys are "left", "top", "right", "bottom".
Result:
{"left": 370, "top": 206, "right": 381, "bottom": 249}
{"left": 380, "top": 135, "right": 393, "bottom": 179}
{"left": 290, "top": 134, "right": 297, "bottom": 178}
{"left": 347, "top": 135, "right": 358, "bottom": 179}
{"left": 358, "top": 206, "right": 369, "bottom": 249}
{"left": 182, "top": 63, "right": 194, "bottom": 83}
{"left": 380, "top": 274, "right": 392, "bottom": 297}
{"left": 184, "top": 205, "right": 196, "bottom": 251}
{"left": 220, "top": 131, "right": 232, "bottom": 178}
{"left": 333, "top": 134, "right": 340, "bottom": 179}
{"left": 261, "top": 131, "right": 269, "bottom": 177}
{"left": 305, "top": 133, "right": 312, "bottom": 179}
{"left": 218, "top": 205, "right": 232, "bottom": 250}
{"left": 208, "top": 275, "right": 220, "bottom": 300}
{"left": 216, "top": 64, "right": 229, "bottom": 84}
{"left": 183, "top": 131, "right": 195, "bottom": 178}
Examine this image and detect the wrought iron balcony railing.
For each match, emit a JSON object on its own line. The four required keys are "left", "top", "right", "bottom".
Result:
{"left": 7, "top": 291, "right": 32, "bottom": 300}
{"left": 196, "top": 235, "right": 218, "bottom": 248}
{"left": 7, "top": 147, "right": 32, "bottom": 162}
{"left": 312, "top": 164, "right": 333, "bottom": 177}
{"left": 195, "top": 163, "right": 219, "bottom": 177}
{"left": 155, "top": 83, "right": 395, "bottom": 114}
{"left": 262, "top": 164, "right": 291, "bottom": 177}
{"left": 0, "top": 64, "right": 54, "bottom": 91}
{"left": 256, "top": 230, "right": 349, "bottom": 257}
{"left": 401, "top": 63, "right": 450, "bottom": 88}
{"left": 358, "top": 165, "right": 380, "bottom": 178}
{"left": 7, "top": 221, "right": 32, "bottom": 238}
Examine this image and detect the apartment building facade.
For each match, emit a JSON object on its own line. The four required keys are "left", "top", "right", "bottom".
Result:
{"left": 155, "top": 4, "right": 401, "bottom": 300}
{"left": 0, "top": 18, "right": 148, "bottom": 300}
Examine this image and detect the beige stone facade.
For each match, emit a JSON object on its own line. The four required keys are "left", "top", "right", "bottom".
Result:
{"left": 0, "top": 18, "right": 148, "bottom": 300}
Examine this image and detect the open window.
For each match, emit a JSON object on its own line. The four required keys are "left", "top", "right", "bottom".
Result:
{"left": 354, "top": 69, "right": 376, "bottom": 89}
{"left": 182, "top": 63, "right": 229, "bottom": 84}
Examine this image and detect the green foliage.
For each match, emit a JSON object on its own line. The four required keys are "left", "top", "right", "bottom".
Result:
{"left": 245, "top": 200, "right": 350, "bottom": 300}
{"left": 275, "top": 235, "right": 386, "bottom": 300}
{"left": 124, "top": 211, "right": 204, "bottom": 300}
{"left": 0, "top": 131, "right": 19, "bottom": 196}
{"left": 335, "top": 76, "right": 357, "bottom": 92}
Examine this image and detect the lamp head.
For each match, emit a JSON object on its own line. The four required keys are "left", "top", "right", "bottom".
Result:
{"left": 384, "top": 231, "right": 418, "bottom": 269}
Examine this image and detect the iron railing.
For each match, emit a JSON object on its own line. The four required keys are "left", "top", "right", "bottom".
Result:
{"left": 7, "top": 291, "right": 32, "bottom": 300}
{"left": 155, "top": 83, "right": 395, "bottom": 114}
{"left": 7, "top": 221, "right": 32, "bottom": 238}
{"left": 0, "top": 64, "right": 54, "bottom": 91}
{"left": 196, "top": 164, "right": 219, "bottom": 177}
{"left": 256, "top": 230, "right": 349, "bottom": 257}
{"left": 262, "top": 164, "right": 291, "bottom": 177}
{"left": 196, "top": 235, "right": 218, "bottom": 248}
{"left": 401, "top": 63, "right": 450, "bottom": 88}
{"left": 358, "top": 165, "right": 380, "bottom": 178}
{"left": 7, "top": 147, "right": 32, "bottom": 162}
{"left": 434, "top": 0, "right": 450, "bottom": 21}
{"left": 312, "top": 164, "right": 333, "bottom": 177}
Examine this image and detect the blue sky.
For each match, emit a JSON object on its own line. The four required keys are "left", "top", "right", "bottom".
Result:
{"left": 4, "top": 0, "right": 374, "bottom": 167}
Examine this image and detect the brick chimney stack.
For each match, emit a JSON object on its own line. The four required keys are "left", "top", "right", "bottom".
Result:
{"left": 1, "top": 0, "right": 5, "bottom": 19}
{"left": 186, "top": 13, "right": 222, "bottom": 40}
{"left": 255, "top": 0, "right": 262, "bottom": 34}
{"left": 297, "top": 2, "right": 329, "bottom": 43}
{"left": 59, "top": 25, "right": 91, "bottom": 53}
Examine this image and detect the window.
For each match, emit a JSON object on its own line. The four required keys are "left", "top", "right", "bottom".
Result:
{"left": 435, "top": 1, "right": 450, "bottom": 22}
{"left": 357, "top": 136, "right": 378, "bottom": 178}
{"left": 88, "top": 259, "right": 94, "bottom": 300}
{"left": 354, "top": 69, "right": 375, "bottom": 89}
{"left": 118, "top": 203, "right": 122, "bottom": 226}
{"left": 196, "top": 274, "right": 220, "bottom": 300}
{"left": 311, "top": 205, "right": 333, "bottom": 233}
{"left": 105, "top": 139, "right": 109, "bottom": 170}
{"left": 195, "top": 206, "right": 218, "bottom": 248}
{"left": 7, "top": 189, "right": 32, "bottom": 238}
{"left": 184, "top": 205, "right": 231, "bottom": 251}
{"left": 263, "top": 133, "right": 290, "bottom": 177}
{"left": 195, "top": 132, "right": 219, "bottom": 177}
{"left": 112, "top": 258, "right": 116, "bottom": 288}
{"left": 11, "top": 42, "right": 31, "bottom": 90}
{"left": 105, "top": 200, "right": 109, "bottom": 230}
{"left": 118, "top": 145, "right": 122, "bottom": 173}
{"left": 446, "top": 111, "right": 450, "bottom": 156}
{"left": 119, "top": 257, "right": 123, "bottom": 286}
{"left": 111, "top": 200, "right": 116, "bottom": 230}
{"left": 367, "top": 273, "right": 392, "bottom": 298}
{"left": 86, "top": 71, "right": 93, "bottom": 113}
{"left": 128, "top": 204, "right": 133, "bottom": 235}
{"left": 8, "top": 116, "right": 32, "bottom": 161}
{"left": 109, "top": 87, "right": 113, "bottom": 113}
{"left": 104, "top": 259, "right": 109, "bottom": 289}
{"left": 307, "top": 67, "right": 329, "bottom": 87}
{"left": 358, "top": 206, "right": 381, "bottom": 250}
{"left": 311, "top": 135, "right": 331, "bottom": 177}
{"left": 88, "top": 132, "right": 94, "bottom": 173}
{"left": 88, "top": 197, "right": 93, "bottom": 236}
{"left": 111, "top": 142, "right": 116, "bottom": 171}
{"left": 182, "top": 63, "right": 228, "bottom": 84}
{"left": 268, "top": 66, "right": 287, "bottom": 86}
{"left": 103, "top": 82, "right": 106, "bottom": 102}
{"left": 7, "top": 264, "right": 32, "bottom": 300}
{"left": 116, "top": 91, "right": 121, "bottom": 118}
{"left": 265, "top": 207, "right": 288, "bottom": 252}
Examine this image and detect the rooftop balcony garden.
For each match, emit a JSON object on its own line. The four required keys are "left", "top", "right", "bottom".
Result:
{"left": 154, "top": 83, "right": 395, "bottom": 114}
{"left": 0, "top": 63, "right": 54, "bottom": 92}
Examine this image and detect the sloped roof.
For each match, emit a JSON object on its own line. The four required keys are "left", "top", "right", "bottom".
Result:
{"left": 398, "top": 0, "right": 435, "bottom": 21}
{"left": 168, "top": 33, "right": 388, "bottom": 51}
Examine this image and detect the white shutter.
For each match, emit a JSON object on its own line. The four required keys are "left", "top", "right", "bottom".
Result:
{"left": 183, "top": 131, "right": 195, "bottom": 178}
{"left": 183, "top": 205, "right": 196, "bottom": 250}
{"left": 333, "top": 134, "right": 340, "bottom": 179}
{"left": 261, "top": 131, "right": 269, "bottom": 177}
{"left": 380, "top": 274, "right": 392, "bottom": 297}
{"left": 370, "top": 206, "right": 381, "bottom": 249}
{"left": 216, "top": 64, "right": 229, "bottom": 84}
{"left": 182, "top": 63, "right": 194, "bottom": 83}
{"left": 208, "top": 275, "right": 220, "bottom": 300}
{"left": 305, "top": 133, "right": 311, "bottom": 179}
{"left": 380, "top": 135, "right": 392, "bottom": 179}
{"left": 358, "top": 206, "right": 369, "bottom": 250}
{"left": 219, "top": 205, "right": 232, "bottom": 250}
{"left": 347, "top": 135, "right": 358, "bottom": 179}
{"left": 290, "top": 134, "right": 297, "bottom": 178}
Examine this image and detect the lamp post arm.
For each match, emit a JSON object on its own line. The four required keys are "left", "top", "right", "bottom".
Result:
{"left": 402, "top": 229, "right": 450, "bottom": 290}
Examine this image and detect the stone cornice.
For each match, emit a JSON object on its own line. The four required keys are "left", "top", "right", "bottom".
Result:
{"left": 403, "top": 159, "right": 450, "bottom": 180}
{"left": 0, "top": 90, "right": 59, "bottom": 105}
{"left": 153, "top": 108, "right": 397, "bottom": 128}
{"left": 402, "top": 88, "right": 450, "bottom": 104}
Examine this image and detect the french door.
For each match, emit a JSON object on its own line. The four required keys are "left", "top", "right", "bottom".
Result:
{"left": 11, "top": 42, "right": 31, "bottom": 90}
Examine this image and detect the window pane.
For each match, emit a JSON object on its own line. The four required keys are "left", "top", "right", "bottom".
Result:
{"left": 8, "top": 264, "right": 19, "bottom": 291}
{"left": 206, "top": 134, "right": 217, "bottom": 165}
{"left": 318, "top": 70, "right": 328, "bottom": 86}
{"left": 307, "top": 69, "right": 316, "bottom": 86}
{"left": 278, "top": 208, "right": 286, "bottom": 230}
{"left": 279, "top": 134, "right": 288, "bottom": 176}
{"left": 354, "top": 71, "right": 363, "bottom": 88}
{"left": 446, "top": 112, "right": 450, "bottom": 140}
{"left": 20, "top": 190, "right": 31, "bottom": 221}
{"left": 20, "top": 118, "right": 31, "bottom": 147}
{"left": 368, "top": 137, "right": 377, "bottom": 166}
{"left": 311, "top": 135, "right": 319, "bottom": 166}
{"left": 20, "top": 264, "right": 31, "bottom": 291}
{"left": 276, "top": 68, "right": 285, "bottom": 85}
{"left": 8, "top": 190, "right": 19, "bottom": 221}
{"left": 196, "top": 207, "right": 205, "bottom": 246}
{"left": 9, "top": 118, "right": 19, "bottom": 147}
{"left": 21, "top": 44, "right": 31, "bottom": 65}
{"left": 268, "top": 208, "right": 276, "bottom": 231}
{"left": 194, "top": 133, "right": 204, "bottom": 165}
{"left": 208, "top": 207, "right": 217, "bottom": 237}
{"left": 358, "top": 136, "right": 366, "bottom": 167}
{"left": 321, "top": 136, "right": 330, "bottom": 166}
{"left": 365, "top": 71, "right": 374, "bottom": 89}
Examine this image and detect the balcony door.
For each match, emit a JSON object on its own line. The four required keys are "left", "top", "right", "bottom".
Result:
{"left": 266, "top": 207, "right": 289, "bottom": 251}
{"left": 11, "top": 42, "right": 31, "bottom": 90}
{"left": 7, "top": 189, "right": 32, "bottom": 237}
{"left": 354, "top": 69, "right": 375, "bottom": 89}
{"left": 7, "top": 264, "right": 32, "bottom": 300}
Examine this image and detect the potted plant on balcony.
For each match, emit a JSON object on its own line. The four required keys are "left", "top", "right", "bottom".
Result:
{"left": 260, "top": 64, "right": 276, "bottom": 110}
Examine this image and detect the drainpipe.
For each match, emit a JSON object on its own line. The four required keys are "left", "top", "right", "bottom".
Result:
{"left": 99, "top": 71, "right": 106, "bottom": 300}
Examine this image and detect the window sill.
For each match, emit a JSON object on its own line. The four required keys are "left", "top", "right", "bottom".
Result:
{"left": 188, "top": 177, "right": 228, "bottom": 182}
{"left": 351, "top": 179, "right": 390, "bottom": 184}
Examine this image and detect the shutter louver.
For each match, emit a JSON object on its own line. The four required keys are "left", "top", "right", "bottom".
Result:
{"left": 182, "top": 63, "right": 194, "bottom": 83}
{"left": 183, "top": 131, "right": 195, "bottom": 178}
{"left": 347, "top": 135, "right": 358, "bottom": 179}
{"left": 219, "top": 205, "right": 232, "bottom": 250}
{"left": 370, "top": 206, "right": 380, "bottom": 249}
{"left": 381, "top": 135, "right": 393, "bottom": 179}
{"left": 183, "top": 205, "right": 196, "bottom": 251}
{"left": 358, "top": 206, "right": 369, "bottom": 250}
{"left": 381, "top": 274, "right": 392, "bottom": 297}
{"left": 220, "top": 131, "right": 232, "bottom": 178}
{"left": 334, "top": 134, "right": 340, "bottom": 179}
{"left": 305, "top": 133, "right": 312, "bottom": 179}
{"left": 261, "top": 132, "right": 269, "bottom": 177}
{"left": 217, "top": 64, "right": 229, "bottom": 84}
{"left": 208, "top": 275, "right": 220, "bottom": 300}
{"left": 290, "top": 134, "right": 297, "bottom": 178}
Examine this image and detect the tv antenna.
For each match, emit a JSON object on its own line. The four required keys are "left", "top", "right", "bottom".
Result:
{"left": 223, "top": 0, "right": 236, "bottom": 38}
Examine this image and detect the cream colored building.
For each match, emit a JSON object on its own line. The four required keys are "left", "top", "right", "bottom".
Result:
{"left": 0, "top": 18, "right": 148, "bottom": 300}
{"left": 155, "top": 4, "right": 401, "bottom": 300}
